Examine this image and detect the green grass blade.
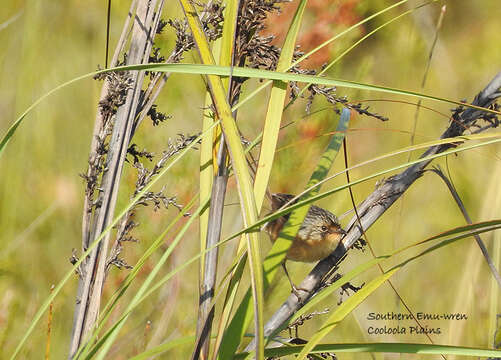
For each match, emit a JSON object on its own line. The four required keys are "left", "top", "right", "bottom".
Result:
{"left": 177, "top": 1, "right": 264, "bottom": 358}
{"left": 94, "top": 63, "right": 501, "bottom": 116}
{"left": 299, "top": 268, "right": 400, "bottom": 360}
{"left": 234, "top": 0, "right": 415, "bottom": 112}
{"left": 217, "top": 2, "right": 308, "bottom": 357}
{"left": 396, "top": 219, "right": 501, "bottom": 255}
{"left": 3, "top": 62, "right": 499, "bottom": 159}
{"left": 253, "top": 0, "right": 308, "bottom": 206}
{"left": 129, "top": 336, "right": 195, "bottom": 360}
{"left": 235, "top": 342, "right": 501, "bottom": 359}
{"left": 89, "top": 196, "right": 208, "bottom": 360}
{"left": 392, "top": 223, "right": 501, "bottom": 271}
{"left": 219, "top": 109, "right": 349, "bottom": 358}
{"left": 8, "top": 122, "right": 218, "bottom": 360}
{"left": 218, "top": 0, "right": 238, "bottom": 89}
{"left": 73, "top": 196, "right": 201, "bottom": 359}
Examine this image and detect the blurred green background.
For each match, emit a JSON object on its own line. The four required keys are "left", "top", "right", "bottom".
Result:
{"left": 1, "top": 0, "right": 500, "bottom": 358}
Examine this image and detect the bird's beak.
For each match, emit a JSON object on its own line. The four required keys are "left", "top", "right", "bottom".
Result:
{"left": 337, "top": 228, "right": 347, "bottom": 235}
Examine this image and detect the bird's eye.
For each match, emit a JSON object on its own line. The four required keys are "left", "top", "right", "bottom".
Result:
{"left": 321, "top": 225, "right": 328, "bottom": 232}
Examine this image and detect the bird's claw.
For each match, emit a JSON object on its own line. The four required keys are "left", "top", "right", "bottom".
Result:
{"left": 290, "top": 284, "right": 309, "bottom": 304}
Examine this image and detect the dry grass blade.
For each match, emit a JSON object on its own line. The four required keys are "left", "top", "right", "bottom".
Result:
{"left": 69, "top": 0, "right": 164, "bottom": 356}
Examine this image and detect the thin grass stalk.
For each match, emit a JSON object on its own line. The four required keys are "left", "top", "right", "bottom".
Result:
{"left": 342, "top": 137, "right": 443, "bottom": 353}
{"left": 45, "top": 285, "right": 55, "bottom": 360}
{"left": 391, "top": 5, "right": 446, "bottom": 336}
{"left": 408, "top": 4, "right": 446, "bottom": 152}
{"left": 483, "top": 167, "right": 501, "bottom": 346}
{"left": 429, "top": 165, "right": 501, "bottom": 287}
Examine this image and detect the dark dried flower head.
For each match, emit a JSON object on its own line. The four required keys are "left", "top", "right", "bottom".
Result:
{"left": 167, "top": 1, "right": 224, "bottom": 63}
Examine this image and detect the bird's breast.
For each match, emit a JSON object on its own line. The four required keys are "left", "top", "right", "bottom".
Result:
{"left": 286, "top": 233, "right": 341, "bottom": 263}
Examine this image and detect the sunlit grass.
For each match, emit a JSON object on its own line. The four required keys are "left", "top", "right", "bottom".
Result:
{"left": 1, "top": 1, "right": 501, "bottom": 359}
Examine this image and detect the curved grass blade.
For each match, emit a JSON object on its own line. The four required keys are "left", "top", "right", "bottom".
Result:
{"left": 216, "top": 1, "right": 309, "bottom": 358}
{"left": 177, "top": 1, "right": 265, "bottom": 358}
{"left": 86, "top": 196, "right": 208, "bottom": 360}
{"left": 0, "top": 72, "right": 95, "bottom": 157}
{"left": 295, "top": 222, "right": 501, "bottom": 360}
{"left": 0, "top": 0, "right": 411, "bottom": 159}
{"left": 223, "top": 135, "right": 501, "bottom": 244}
{"left": 219, "top": 109, "right": 350, "bottom": 358}
{"left": 94, "top": 63, "right": 501, "bottom": 116}
{"left": 3, "top": 62, "right": 499, "bottom": 158}
{"left": 73, "top": 195, "right": 201, "bottom": 359}
{"left": 129, "top": 336, "right": 195, "bottom": 360}
{"left": 8, "top": 122, "right": 219, "bottom": 360}
{"left": 235, "top": 342, "right": 501, "bottom": 359}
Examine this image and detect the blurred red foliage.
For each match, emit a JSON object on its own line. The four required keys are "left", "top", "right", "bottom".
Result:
{"left": 262, "top": 0, "right": 362, "bottom": 68}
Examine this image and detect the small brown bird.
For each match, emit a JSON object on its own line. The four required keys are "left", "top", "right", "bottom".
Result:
{"left": 264, "top": 193, "right": 346, "bottom": 295}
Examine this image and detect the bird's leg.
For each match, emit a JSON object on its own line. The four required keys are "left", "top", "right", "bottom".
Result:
{"left": 282, "top": 262, "right": 307, "bottom": 302}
